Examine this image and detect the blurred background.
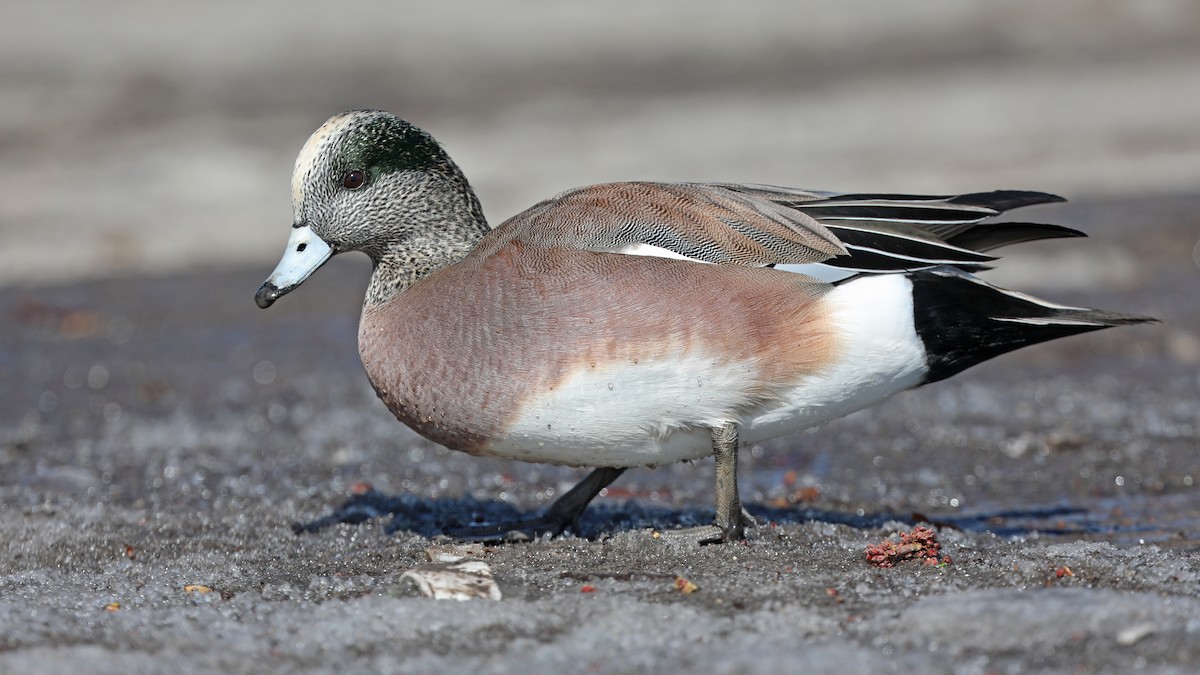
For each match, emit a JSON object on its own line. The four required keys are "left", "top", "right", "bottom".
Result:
{"left": 2, "top": 0, "right": 1198, "bottom": 285}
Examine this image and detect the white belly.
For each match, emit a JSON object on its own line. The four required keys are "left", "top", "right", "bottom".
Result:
{"left": 485, "top": 274, "right": 928, "bottom": 467}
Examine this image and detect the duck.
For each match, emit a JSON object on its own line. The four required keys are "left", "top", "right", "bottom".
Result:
{"left": 255, "top": 109, "right": 1154, "bottom": 543}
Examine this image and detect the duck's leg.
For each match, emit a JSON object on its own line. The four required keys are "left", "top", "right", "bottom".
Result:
{"left": 445, "top": 466, "right": 626, "bottom": 542}
{"left": 712, "top": 422, "right": 749, "bottom": 542}
{"left": 656, "top": 422, "right": 756, "bottom": 545}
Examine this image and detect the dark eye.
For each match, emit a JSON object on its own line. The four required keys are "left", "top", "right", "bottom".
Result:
{"left": 342, "top": 169, "right": 366, "bottom": 190}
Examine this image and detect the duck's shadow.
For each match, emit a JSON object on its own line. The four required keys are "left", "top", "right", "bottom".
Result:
{"left": 293, "top": 489, "right": 1094, "bottom": 540}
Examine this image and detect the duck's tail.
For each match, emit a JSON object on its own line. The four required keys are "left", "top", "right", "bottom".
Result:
{"left": 910, "top": 266, "right": 1157, "bottom": 384}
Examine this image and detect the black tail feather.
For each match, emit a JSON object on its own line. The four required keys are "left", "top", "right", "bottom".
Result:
{"left": 948, "top": 190, "right": 1066, "bottom": 212}
{"left": 911, "top": 268, "right": 1156, "bottom": 384}
{"left": 793, "top": 190, "right": 1077, "bottom": 271}
{"left": 945, "top": 222, "right": 1086, "bottom": 252}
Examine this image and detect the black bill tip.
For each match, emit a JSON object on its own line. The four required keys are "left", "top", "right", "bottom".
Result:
{"left": 255, "top": 282, "right": 282, "bottom": 309}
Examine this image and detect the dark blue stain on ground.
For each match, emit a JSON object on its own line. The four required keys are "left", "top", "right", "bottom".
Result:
{"left": 293, "top": 488, "right": 1200, "bottom": 549}
{"left": 290, "top": 488, "right": 1077, "bottom": 540}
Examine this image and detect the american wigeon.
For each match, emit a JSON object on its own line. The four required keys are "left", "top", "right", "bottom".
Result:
{"left": 256, "top": 110, "right": 1154, "bottom": 543}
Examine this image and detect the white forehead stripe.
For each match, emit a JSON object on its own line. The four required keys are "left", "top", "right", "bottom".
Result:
{"left": 291, "top": 114, "right": 357, "bottom": 207}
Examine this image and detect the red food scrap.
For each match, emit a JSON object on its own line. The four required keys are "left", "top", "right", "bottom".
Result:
{"left": 865, "top": 526, "right": 952, "bottom": 568}
{"left": 580, "top": 585, "right": 597, "bottom": 593}
{"left": 674, "top": 576, "right": 699, "bottom": 594}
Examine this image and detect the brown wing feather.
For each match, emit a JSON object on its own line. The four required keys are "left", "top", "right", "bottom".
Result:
{"left": 488, "top": 182, "right": 847, "bottom": 266}
{"left": 474, "top": 182, "right": 1068, "bottom": 273}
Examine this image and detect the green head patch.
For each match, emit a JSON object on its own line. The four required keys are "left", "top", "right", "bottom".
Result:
{"left": 337, "top": 111, "right": 449, "bottom": 179}
{"left": 291, "top": 110, "right": 452, "bottom": 210}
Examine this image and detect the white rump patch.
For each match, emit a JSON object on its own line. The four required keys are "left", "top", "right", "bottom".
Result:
{"left": 739, "top": 274, "right": 928, "bottom": 442}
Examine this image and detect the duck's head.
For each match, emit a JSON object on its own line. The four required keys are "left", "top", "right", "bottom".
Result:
{"left": 255, "top": 110, "right": 484, "bottom": 309}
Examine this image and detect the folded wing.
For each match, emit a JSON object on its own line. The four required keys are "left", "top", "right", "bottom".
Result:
{"left": 497, "top": 182, "right": 1080, "bottom": 273}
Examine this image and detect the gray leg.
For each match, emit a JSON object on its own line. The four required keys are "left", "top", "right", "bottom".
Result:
{"left": 656, "top": 421, "right": 755, "bottom": 545}
{"left": 712, "top": 422, "right": 745, "bottom": 542}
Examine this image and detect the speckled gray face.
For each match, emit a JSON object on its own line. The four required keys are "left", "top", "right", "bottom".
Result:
{"left": 255, "top": 110, "right": 463, "bottom": 309}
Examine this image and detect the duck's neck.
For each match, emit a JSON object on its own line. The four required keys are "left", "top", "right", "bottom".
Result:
{"left": 363, "top": 178, "right": 490, "bottom": 309}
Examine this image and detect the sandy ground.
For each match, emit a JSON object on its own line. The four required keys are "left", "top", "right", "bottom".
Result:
{"left": 2, "top": 2, "right": 1200, "bottom": 673}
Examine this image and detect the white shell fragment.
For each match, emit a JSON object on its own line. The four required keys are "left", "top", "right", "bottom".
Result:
{"left": 1115, "top": 622, "right": 1157, "bottom": 646}
{"left": 424, "top": 543, "right": 489, "bottom": 564}
{"left": 399, "top": 560, "right": 502, "bottom": 601}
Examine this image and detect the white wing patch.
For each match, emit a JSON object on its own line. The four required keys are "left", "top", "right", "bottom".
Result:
{"left": 612, "top": 244, "right": 865, "bottom": 283}
{"left": 608, "top": 243, "right": 714, "bottom": 264}
{"left": 773, "top": 263, "right": 858, "bottom": 283}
